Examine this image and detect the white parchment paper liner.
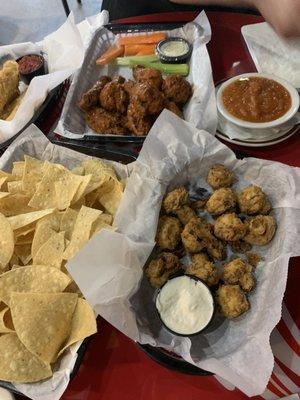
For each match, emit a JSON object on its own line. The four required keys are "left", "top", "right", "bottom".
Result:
{"left": 242, "top": 22, "right": 300, "bottom": 89}
{"left": 55, "top": 11, "right": 217, "bottom": 139}
{"left": 0, "top": 123, "right": 129, "bottom": 400}
{"left": 0, "top": 11, "right": 109, "bottom": 144}
{"left": 68, "top": 110, "right": 300, "bottom": 397}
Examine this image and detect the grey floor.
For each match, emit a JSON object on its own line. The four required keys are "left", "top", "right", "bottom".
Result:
{"left": 0, "top": 0, "right": 103, "bottom": 45}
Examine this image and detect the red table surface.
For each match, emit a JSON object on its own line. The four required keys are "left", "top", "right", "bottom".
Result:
{"left": 16, "top": 10, "right": 300, "bottom": 400}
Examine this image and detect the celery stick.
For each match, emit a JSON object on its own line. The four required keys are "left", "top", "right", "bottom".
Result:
{"left": 128, "top": 60, "right": 189, "bottom": 76}
{"left": 115, "top": 54, "right": 159, "bottom": 66}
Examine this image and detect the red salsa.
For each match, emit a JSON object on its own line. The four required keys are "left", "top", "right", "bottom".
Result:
{"left": 18, "top": 55, "right": 43, "bottom": 75}
{"left": 222, "top": 77, "right": 292, "bottom": 123}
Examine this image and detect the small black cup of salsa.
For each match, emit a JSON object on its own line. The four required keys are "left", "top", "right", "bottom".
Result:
{"left": 17, "top": 54, "right": 45, "bottom": 84}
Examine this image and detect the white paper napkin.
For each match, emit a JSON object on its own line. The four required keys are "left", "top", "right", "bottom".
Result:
{"left": 242, "top": 22, "right": 300, "bottom": 88}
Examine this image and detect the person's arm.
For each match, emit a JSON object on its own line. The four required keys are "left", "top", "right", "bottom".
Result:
{"left": 169, "top": 0, "right": 300, "bottom": 37}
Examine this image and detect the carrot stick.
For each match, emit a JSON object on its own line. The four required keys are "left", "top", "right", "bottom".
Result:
{"left": 124, "top": 44, "right": 156, "bottom": 56}
{"left": 96, "top": 45, "right": 124, "bottom": 65}
{"left": 117, "top": 32, "right": 166, "bottom": 46}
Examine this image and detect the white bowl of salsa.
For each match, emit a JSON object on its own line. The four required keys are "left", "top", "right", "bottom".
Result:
{"left": 217, "top": 73, "right": 299, "bottom": 129}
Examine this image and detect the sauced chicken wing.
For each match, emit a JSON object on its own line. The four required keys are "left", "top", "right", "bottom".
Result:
{"left": 223, "top": 258, "right": 255, "bottom": 292}
{"left": 216, "top": 284, "right": 250, "bottom": 319}
{"left": 163, "top": 187, "right": 189, "bottom": 214}
{"left": 164, "top": 101, "right": 183, "bottom": 118}
{"left": 181, "top": 217, "right": 226, "bottom": 260}
{"left": 112, "top": 75, "right": 125, "bottom": 84}
{"left": 133, "top": 66, "right": 163, "bottom": 90}
{"left": 244, "top": 215, "right": 276, "bottom": 245}
{"left": 85, "top": 107, "right": 127, "bottom": 135}
{"left": 237, "top": 185, "right": 271, "bottom": 215}
{"left": 174, "top": 205, "right": 196, "bottom": 225}
{"left": 214, "top": 213, "right": 246, "bottom": 242}
{"left": 206, "top": 164, "right": 235, "bottom": 190}
{"left": 156, "top": 216, "right": 182, "bottom": 250}
{"left": 78, "top": 76, "right": 111, "bottom": 111}
{"left": 162, "top": 75, "right": 192, "bottom": 104}
{"left": 186, "top": 253, "right": 219, "bottom": 286}
{"left": 132, "top": 83, "right": 164, "bottom": 115}
{"left": 127, "top": 100, "right": 152, "bottom": 136}
{"left": 146, "top": 252, "right": 180, "bottom": 288}
{"left": 205, "top": 188, "right": 236, "bottom": 216}
{"left": 99, "top": 81, "right": 129, "bottom": 114}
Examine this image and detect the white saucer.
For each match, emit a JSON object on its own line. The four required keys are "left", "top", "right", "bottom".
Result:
{"left": 215, "top": 83, "right": 300, "bottom": 147}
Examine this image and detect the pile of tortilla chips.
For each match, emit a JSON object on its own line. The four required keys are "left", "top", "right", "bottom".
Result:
{"left": 0, "top": 155, "right": 124, "bottom": 383}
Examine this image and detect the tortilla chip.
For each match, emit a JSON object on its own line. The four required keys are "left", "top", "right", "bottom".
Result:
{"left": 0, "top": 213, "right": 14, "bottom": 270}
{"left": 12, "top": 161, "right": 24, "bottom": 179}
{"left": 0, "top": 177, "right": 7, "bottom": 190}
{"left": 60, "top": 208, "right": 78, "bottom": 240}
{"left": 9, "top": 253, "right": 19, "bottom": 269}
{"left": 84, "top": 189, "right": 100, "bottom": 208}
{"left": 14, "top": 244, "right": 32, "bottom": 265}
{"left": 58, "top": 298, "right": 97, "bottom": 357}
{"left": 71, "top": 195, "right": 86, "bottom": 210}
{"left": 7, "top": 180, "right": 23, "bottom": 194}
{"left": 31, "top": 222, "right": 56, "bottom": 258}
{"left": 0, "top": 265, "right": 71, "bottom": 306}
{"left": 72, "top": 166, "right": 84, "bottom": 175}
{"left": 22, "top": 156, "right": 44, "bottom": 196}
{"left": 33, "top": 231, "right": 65, "bottom": 269}
{"left": 0, "top": 193, "right": 33, "bottom": 216}
{"left": 0, "top": 192, "right": 9, "bottom": 199}
{"left": 72, "top": 174, "right": 92, "bottom": 203}
{"left": 81, "top": 159, "right": 117, "bottom": 195}
{"left": 11, "top": 292, "right": 78, "bottom": 363}
{"left": 8, "top": 208, "right": 55, "bottom": 230}
{"left": 14, "top": 223, "right": 36, "bottom": 239}
{"left": 15, "top": 230, "right": 34, "bottom": 245}
{"left": 0, "top": 334, "right": 52, "bottom": 383}
{"left": 29, "top": 162, "right": 83, "bottom": 210}
{"left": 98, "top": 178, "right": 123, "bottom": 216}
{"left": 63, "top": 206, "right": 102, "bottom": 260}
{"left": 91, "top": 218, "right": 114, "bottom": 237}
{"left": 0, "top": 307, "right": 14, "bottom": 333}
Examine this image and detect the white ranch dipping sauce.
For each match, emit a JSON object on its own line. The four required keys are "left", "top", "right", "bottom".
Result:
{"left": 156, "top": 275, "right": 214, "bottom": 335}
{"left": 160, "top": 40, "right": 189, "bottom": 57}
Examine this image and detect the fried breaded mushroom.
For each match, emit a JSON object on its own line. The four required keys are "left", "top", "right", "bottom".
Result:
{"left": 182, "top": 217, "right": 226, "bottom": 260}
{"left": 156, "top": 216, "right": 182, "bottom": 250}
{"left": 191, "top": 199, "right": 207, "bottom": 210}
{"left": 146, "top": 252, "right": 180, "bottom": 288}
{"left": 174, "top": 205, "right": 197, "bottom": 225}
{"left": 132, "top": 82, "right": 164, "bottom": 115}
{"left": 244, "top": 215, "right": 276, "bottom": 246}
{"left": 85, "top": 107, "right": 127, "bottom": 135}
{"left": 205, "top": 188, "right": 237, "bottom": 216}
{"left": 237, "top": 185, "right": 271, "bottom": 215}
{"left": 186, "top": 253, "right": 219, "bottom": 286}
{"left": 229, "top": 240, "right": 252, "bottom": 254}
{"left": 214, "top": 213, "right": 246, "bottom": 242}
{"left": 207, "top": 164, "right": 235, "bottom": 190}
{"left": 164, "top": 101, "right": 183, "bottom": 118}
{"left": 162, "top": 75, "right": 192, "bottom": 104}
{"left": 133, "top": 66, "right": 163, "bottom": 89}
{"left": 163, "top": 187, "right": 189, "bottom": 214}
{"left": 127, "top": 100, "right": 152, "bottom": 136}
{"left": 216, "top": 284, "right": 250, "bottom": 319}
{"left": 99, "top": 81, "right": 129, "bottom": 114}
{"left": 246, "top": 252, "right": 261, "bottom": 268}
{"left": 223, "top": 258, "right": 255, "bottom": 292}
{"left": 78, "top": 76, "right": 111, "bottom": 111}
